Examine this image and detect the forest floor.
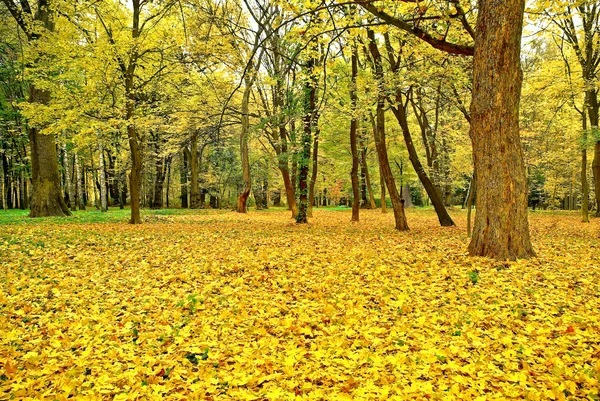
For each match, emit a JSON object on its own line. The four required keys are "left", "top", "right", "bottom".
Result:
{"left": 0, "top": 207, "right": 599, "bottom": 400}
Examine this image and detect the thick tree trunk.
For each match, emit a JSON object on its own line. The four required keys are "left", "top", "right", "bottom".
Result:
{"left": 5, "top": 0, "right": 70, "bottom": 217}
{"left": 350, "top": 47, "right": 360, "bottom": 222}
{"left": 28, "top": 87, "right": 71, "bottom": 217}
{"left": 367, "top": 29, "right": 408, "bottom": 230}
{"left": 237, "top": 80, "right": 252, "bottom": 213}
{"left": 98, "top": 143, "right": 108, "bottom": 212}
{"left": 468, "top": 0, "right": 534, "bottom": 259}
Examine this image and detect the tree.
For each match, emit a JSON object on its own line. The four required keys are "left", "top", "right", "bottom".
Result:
{"left": 467, "top": 0, "right": 534, "bottom": 259}
{"left": 1, "top": 0, "right": 71, "bottom": 217}
{"left": 547, "top": 2, "right": 599, "bottom": 217}
{"left": 349, "top": 43, "right": 360, "bottom": 222}
{"left": 367, "top": 28, "right": 408, "bottom": 231}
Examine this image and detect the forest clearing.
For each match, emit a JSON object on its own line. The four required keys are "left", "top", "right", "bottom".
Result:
{"left": 1, "top": 208, "right": 599, "bottom": 400}
{"left": 2, "top": 0, "right": 600, "bottom": 399}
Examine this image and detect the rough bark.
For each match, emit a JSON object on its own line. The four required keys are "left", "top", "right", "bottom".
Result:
{"left": 468, "top": 0, "right": 534, "bottom": 259}
{"left": 350, "top": 46, "right": 360, "bottom": 222}
{"left": 367, "top": 29, "right": 408, "bottom": 230}
{"left": 2, "top": 0, "right": 70, "bottom": 217}
{"left": 28, "top": 97, "right": 71, "bottom": 217}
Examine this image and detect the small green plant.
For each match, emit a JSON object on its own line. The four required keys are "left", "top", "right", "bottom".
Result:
{"left": 177, "top": 294, "right": 203, "bottom": 314}
{"left": 468, "top": 270, "right": 479, "bottom": 285}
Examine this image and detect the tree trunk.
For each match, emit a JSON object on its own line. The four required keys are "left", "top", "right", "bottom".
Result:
{"left": 588, "top": 90, "right": 600, "bottom": 215}
{"left": 151, "top": 156, "right": 165, "bottom": 209}
{"left": 28, "top": 87, "right": 71, "bottom": 217}
{"left": 389, "top": 104, "right": 454, "bottom": 226}
{"left": 361, "top": 146, "right": 377, "bottom": 209}
{"left": 98, "top": 143, "right": 108, "bottom": 212}
{"left": 237, "top": 80, "right": 252, "bottom": 213}
{"left": 308, "top": 128, "right": 319, "bottom": 217}
{"left": 279, "top": 166, "right": 297, "bottom": 216}
{"left": 367, "top": 29, "right": 408, "bottom": 230}
{"left": 582, "top": 108, "right": 589, "bottom": 222}
{"left": 466, "top": 172, "right": 476, "bottom": 237}
{"left": 180, "top": 150, "right": 188, "bottom": 208}
{"left": 189, "top": 133, "right": 200, "bottom": 209}
{"left": 165, "top": 157, "right": 171, "bottom": 208}
{"left": 350, "top": 46, "right": 360, "bottom": 222}
{"left": 62, "top": 144, "right": 75, "bottom": 211}
{"left": 74, "top": 153, "right": 85, "bottom": 210}
{"left": 468, "top": 0, "right": 534, "bottom": 260}
{"left": 383, "top": 35, "right": 454, "bottom": 226}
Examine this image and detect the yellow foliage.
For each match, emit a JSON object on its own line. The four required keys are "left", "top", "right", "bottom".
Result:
{"left": 0, "top": 209, "right": 599, "bottom": 400}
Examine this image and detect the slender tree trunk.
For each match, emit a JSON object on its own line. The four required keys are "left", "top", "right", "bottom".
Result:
{"left": 371, "top": 112, "right": 387, "bottom": 213}
{"left": 279, "top": 166, "right": 297, "bottom": 217}
{"left": 165, "top": 157, "right": 171, "bottom": 208}
{"left": 126, "top": 99, "right": 142, "bottom": 223}
{"left": 383, "top": 35, "right": 454, "bottom": 226}
{"left": 582, "top": 108, "right": 589, "bottom": 222}
{"left": 308, "top": 128, "right": 319, "bottom": 217}
{"left": 151, "top": 156, "right": 165, "bottom": 209}
{"left": 74, "top": 153, "right": 85, "bottom": 210}
{"left": 189, "top": 133, "right": 200, "bottom": 208}
{"left": 468, "top": 0, "right": 534, "bottom": 259}
{"left": 466, "top": 172, "right": 476, "bottom": 236}
{"left": 62, "top": 144, "right": 75, "bottom": 211}
{"left": 389, "top": 104, "right": 454, "bottom": 226}
{"left": 350, "top": 46, "right": 360, "bottom": 222}
{"left": 361, "top": 147, "right": 377, "bottom": 209}
{"left": 1, "top": 146, "right": 8, "bottom": 209}
{"left": 296, "top": 75, "right": 315, "bottom": 223}
{"left": 180, "top": 150, "right": 188, "bottom": 208}
{"left": 367, "top": 29, "right": 408, "bottom": 230}
{"left": 237, "top": 80, "right": 252, "bottom": 213}
{"left": 588, "top": 91, "right": 600, "bottom": 215}
{"left": 98, "top": 143, "right": 108, "bottom": 212}
{"left": 379, "top": 162, "right": 387, "bottom": 213}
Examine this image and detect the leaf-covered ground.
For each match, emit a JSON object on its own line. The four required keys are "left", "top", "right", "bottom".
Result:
{"left": 1, "top": 208, "right": 599, "bottom": 400}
